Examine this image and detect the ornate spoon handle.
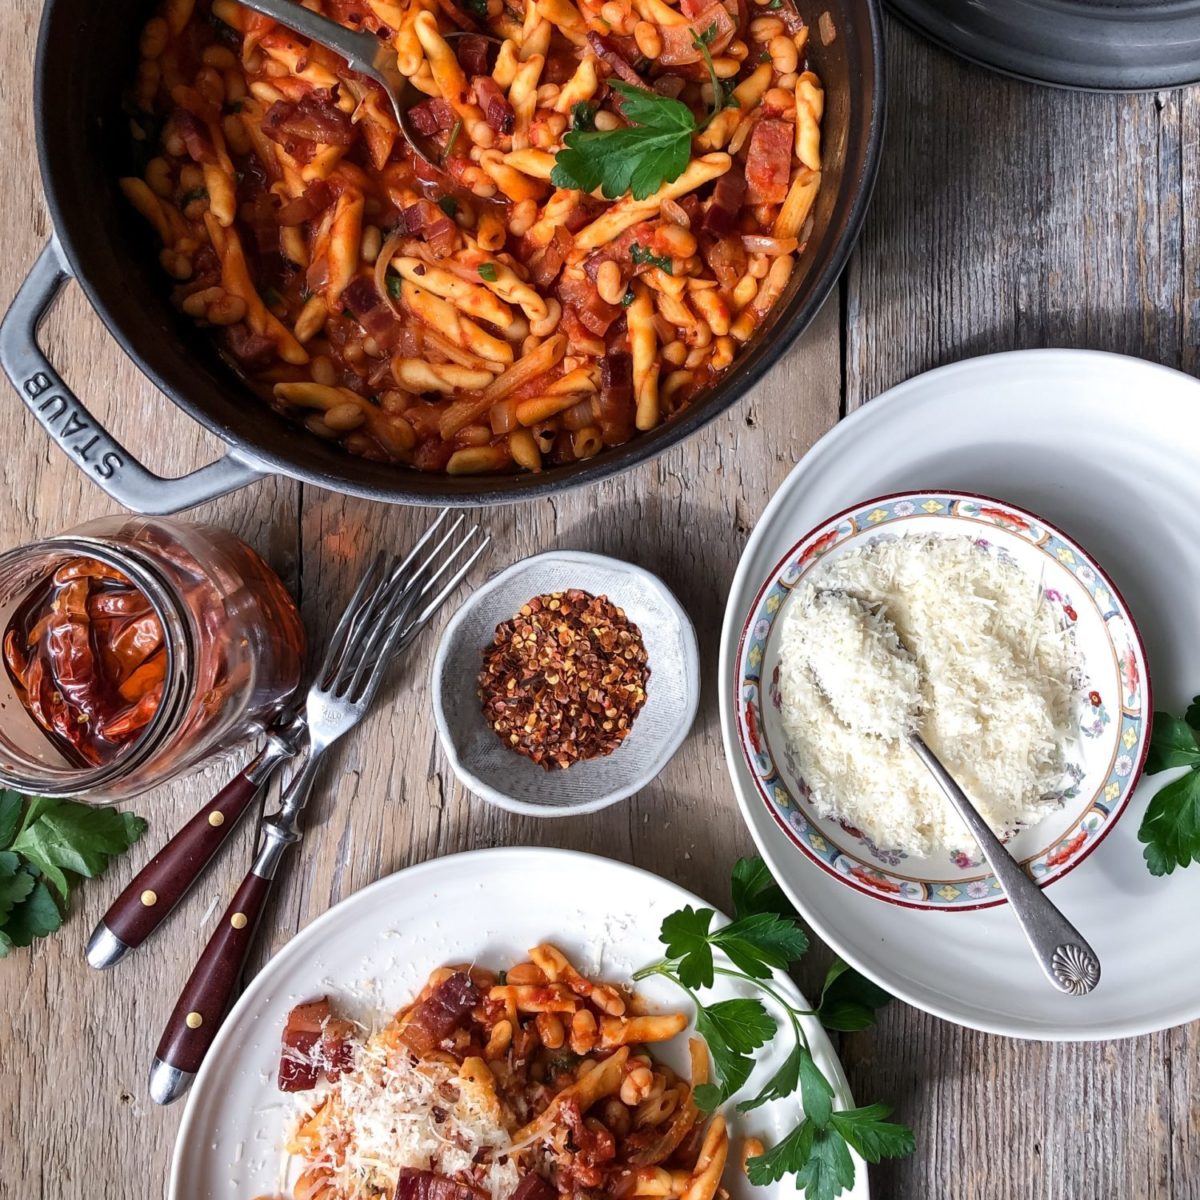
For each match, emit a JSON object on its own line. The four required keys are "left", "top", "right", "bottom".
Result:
{"left": 908, "top": 733, "right": 1101, "bottom": 996}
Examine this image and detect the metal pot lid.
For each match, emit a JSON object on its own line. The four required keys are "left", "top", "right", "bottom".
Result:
{"left": 887, "top": 0, "right": 1200, "bottom": 92}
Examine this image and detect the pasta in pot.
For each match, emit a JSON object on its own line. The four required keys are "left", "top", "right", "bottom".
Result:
{"left": 123, "top": 0, "right": 825, "bottom": 475}
{"left": 273, "top": 944, "right": 729, "bottom": 1200}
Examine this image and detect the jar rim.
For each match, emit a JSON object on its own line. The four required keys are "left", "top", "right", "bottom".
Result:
{"left": 0, "top": 536, "right": 193, "bottom": 796}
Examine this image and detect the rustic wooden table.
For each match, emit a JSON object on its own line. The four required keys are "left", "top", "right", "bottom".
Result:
{"left": 1, "top": 3, "right": 1197, "bottom": 1196}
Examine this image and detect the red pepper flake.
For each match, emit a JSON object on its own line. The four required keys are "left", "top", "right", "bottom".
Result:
{"left": 479, "top": 589, "right": 650, "bottom": 770}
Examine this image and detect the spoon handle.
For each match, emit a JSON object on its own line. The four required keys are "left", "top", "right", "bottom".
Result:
{"left": 234, "top": 0, "right": 394, "bottom": 78}
{"left": 908, "top": 733, "right": 1101, "bottom": 996}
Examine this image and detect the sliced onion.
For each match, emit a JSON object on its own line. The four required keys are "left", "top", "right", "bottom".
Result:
{"left": 374, "top": 228, "right": 408, "bottom": 317}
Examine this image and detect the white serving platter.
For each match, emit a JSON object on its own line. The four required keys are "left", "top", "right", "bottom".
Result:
{"left": 169, "top": 847, "right": 867, "bottom": 1199}
{"left": 720, "top": 349, "right": 1200, "bottom": 1039}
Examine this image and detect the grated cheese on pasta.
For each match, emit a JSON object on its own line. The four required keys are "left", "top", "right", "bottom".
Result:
{"left": 287, "top": 1031, "right": 520, "bottom": 1200}
{"left": 776, "top": 534, "right": 1082, "bottom": 857}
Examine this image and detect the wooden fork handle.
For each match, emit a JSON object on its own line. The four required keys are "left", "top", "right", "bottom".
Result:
{"left": 148, "top": 865, "right": 276, "bottom": 1104}
{"left": 87, "top": 772, "right": 263, "bottom": 969}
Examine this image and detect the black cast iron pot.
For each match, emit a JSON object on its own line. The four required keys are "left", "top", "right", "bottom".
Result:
{"left": 0, "top": 0, "right": 884, "bottom": 513}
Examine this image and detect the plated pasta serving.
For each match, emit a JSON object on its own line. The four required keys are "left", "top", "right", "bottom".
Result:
{"left": 122, "top": 0, "right": 825, "bottom": 475}
{"left": 273, "top": 944, "right": 730, "bottom": 1200}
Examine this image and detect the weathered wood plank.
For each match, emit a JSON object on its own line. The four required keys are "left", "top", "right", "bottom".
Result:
{"left": 841, "top": 20, "right": 1198, "bottom": 1200}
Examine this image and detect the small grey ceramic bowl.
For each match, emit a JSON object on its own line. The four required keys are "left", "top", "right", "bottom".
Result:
{"left": 432, "top": 550, "right": 700, "bottom": 817}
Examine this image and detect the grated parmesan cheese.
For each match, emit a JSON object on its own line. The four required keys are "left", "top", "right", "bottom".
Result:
{"left": 776, "top": 534, "right": 1083, "bottom": 857}
{"left": 788, "top": 590, "right": 922, "bottom": 740}
{"left": 288, "top": 1030, "right": 520, "bottom": 1200}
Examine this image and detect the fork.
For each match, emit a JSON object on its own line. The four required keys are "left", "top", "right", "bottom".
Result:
{"left": 146, "top": 516, "right": 490, "bottom": 1105}
{"left": 87, "top": 511, "right": 483, "bottom": 970}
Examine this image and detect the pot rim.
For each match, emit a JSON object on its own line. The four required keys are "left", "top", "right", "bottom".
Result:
{"left": 30, "top": 0, "right": 886, "bottom": 508}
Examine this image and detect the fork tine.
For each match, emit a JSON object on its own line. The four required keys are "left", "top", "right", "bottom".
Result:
{"left": 329, "top": 552, "right": 405, "bottom": 682}
{"left": 387, "top": 508, "right": 454, "bottom": 582}
{"left": 315, "top": 551, "right": 387, "bottom": 686}
{"left": 408, "top": 524, "right": 482, "bottom": 602}
{"left": 398, "top": 532, "right": 491, "bottom": 647}
{"left": 336, "top": 518, "right": 475, "bottom": 700}
{"left": 343, "top": 514, "right": 466, "bottom": 672}
{"left": 341, "top": 523, "right": 486, "bottom": 702}
{"left": 328, "top": 514, "right": 468, "bottom": 697}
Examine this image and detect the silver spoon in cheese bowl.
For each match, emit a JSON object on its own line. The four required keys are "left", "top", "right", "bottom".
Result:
{"left": 232, "top": 0, "right": 500, "bottom": 167}
{"left": 796, "top": 589, "right": 1101, "bottom": 997}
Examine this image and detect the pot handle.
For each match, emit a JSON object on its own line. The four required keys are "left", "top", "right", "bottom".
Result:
{"left": 0, "top": 239, "right": 271, "bottom": 514}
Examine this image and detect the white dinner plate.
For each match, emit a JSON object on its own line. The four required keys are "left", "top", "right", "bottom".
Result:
{"left": 169, "top": 847, "right": 867, "bottom": 1200}
{"left": 719, "top": 349, "right": 1200, "bottom": 1040}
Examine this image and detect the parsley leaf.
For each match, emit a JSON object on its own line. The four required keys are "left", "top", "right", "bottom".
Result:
{"left": 437, "top": 195, "right": 459, "bottom": 218}
{"left": 630, "top": 243, "right": 674, "bottom": 275}
{"left": 731, "top": 854, "right": 796, "bottom": 919}
{"left": 660, "top": 904, "right": 716, "bottom": 986}
{"left": 637, "top": 857, "right": 912, "bottom": 1198}
{"left": 386, "top": 269, "right": 403, "bottom": 299}
{"left": 710, "top": 911, "right": 809, "bottom": 979}
{"left": 0, "top": 795, "right": 145, "bottom": 956}
{"left": 796, "top": 1126, "right": 856, "bottom": 1200}
{"left": 11, "top": 798, "right": 147, "bottom": 900}
{"left": 1138, "top": 700, "right": 1200, "bottom": 874}
{"left": 180, "top": 186, "right": 209, "bottom": 206}
{"left": 691, "top": 998, "right": 773, "bottom": 1108}
{"left": 748, "top": 1122, "right": 856, "bottom": 1200}
{"left": 829, "top": 1105, "right": 916, "bottom": 1162}
{"left": 551, "top": 83, "right": 696, "bottom": 201}
{"left": 0, "top": 789, "right": 23, "bottom": 848}
{"left": 698, "top": 996, "right": 775, "bottom": 1053}
{"left": 478, "top": 263, "right": 498, "bottom": 282}
{"left": 1146, "top": 709, "right": 1200, "bottom": 773}
{"left": 1139, "top": 769, "right": 1200, "bottom": 875}
{"left": 796, "top": 1045, "right": 837, "bottom": 1127}
{"left": 0, "top": 852, "right": 35, "bottom": 925}
{"left": 746, "top": 1121, "right": 813, "bottom": 1185}
{"left": 571, "top": 101, "right": 597, "bottom": 131}
{"left": 816, "top": 959, "right": 893, "bottom": 1032}
{"left": 2, "top": 878, "right": 62, "bottom": 951}
{"left": 621, "top": 288, "right": 635, "bottom": 307}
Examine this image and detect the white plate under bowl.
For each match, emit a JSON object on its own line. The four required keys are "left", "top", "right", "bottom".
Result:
{"left": 433, "top": 551, "right": 700, "bottom": 817}
{"left": 169, "top": 848, "right": 866, "bottom": 1200}
{"left": 733, "top": 490, "right": 1149, "bottom": 912}
{"left": 719, "top": 349, "right": 1200, "bottom": 1039}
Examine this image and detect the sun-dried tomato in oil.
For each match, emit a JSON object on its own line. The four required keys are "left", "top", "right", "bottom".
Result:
{"left": 2, "top": 557, "right": 167, "bottom": 767}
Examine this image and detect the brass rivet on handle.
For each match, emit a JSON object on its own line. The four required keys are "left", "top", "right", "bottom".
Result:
{"left": 230, "top": 912, "right": 248, "bottom": 930}
{"left": 208, "top": 811, "right": 225, "bottom": 827}
{"left": 141, "top": 890, "right": 157, "bottom": 907}
{"left": 185, "top": 1012, "right": 203, "bottom": 1029}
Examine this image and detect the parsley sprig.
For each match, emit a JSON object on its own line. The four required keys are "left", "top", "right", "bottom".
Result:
{"left": 692, "top": 23, "right": 738, "bottom": 120}
{"left": 633, "top": 857, "right": 914, "bottom": 1200}
{"left": 1138, "top": 700, "right": 1200, "bottom": 875}
{"left": 0, "top": 789, "right": 147, "bottom": 956}
{"left": 552, "top": 83, "right": 695, "bottom": 201}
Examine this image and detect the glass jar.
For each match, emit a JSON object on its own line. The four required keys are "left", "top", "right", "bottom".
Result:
{"left": 0, "top": 516, "right": 305, "bottom": 801}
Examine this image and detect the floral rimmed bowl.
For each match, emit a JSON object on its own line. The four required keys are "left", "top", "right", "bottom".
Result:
{"left": 732, "top": 490, "right": 1151, "bottom": 912}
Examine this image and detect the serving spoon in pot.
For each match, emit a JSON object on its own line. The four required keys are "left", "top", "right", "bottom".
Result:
{"left": 232, "top": 0, "right": 498, "bottom": 167}
{"left": 795, "top": 589, "right": 1102, "bottom": 997}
